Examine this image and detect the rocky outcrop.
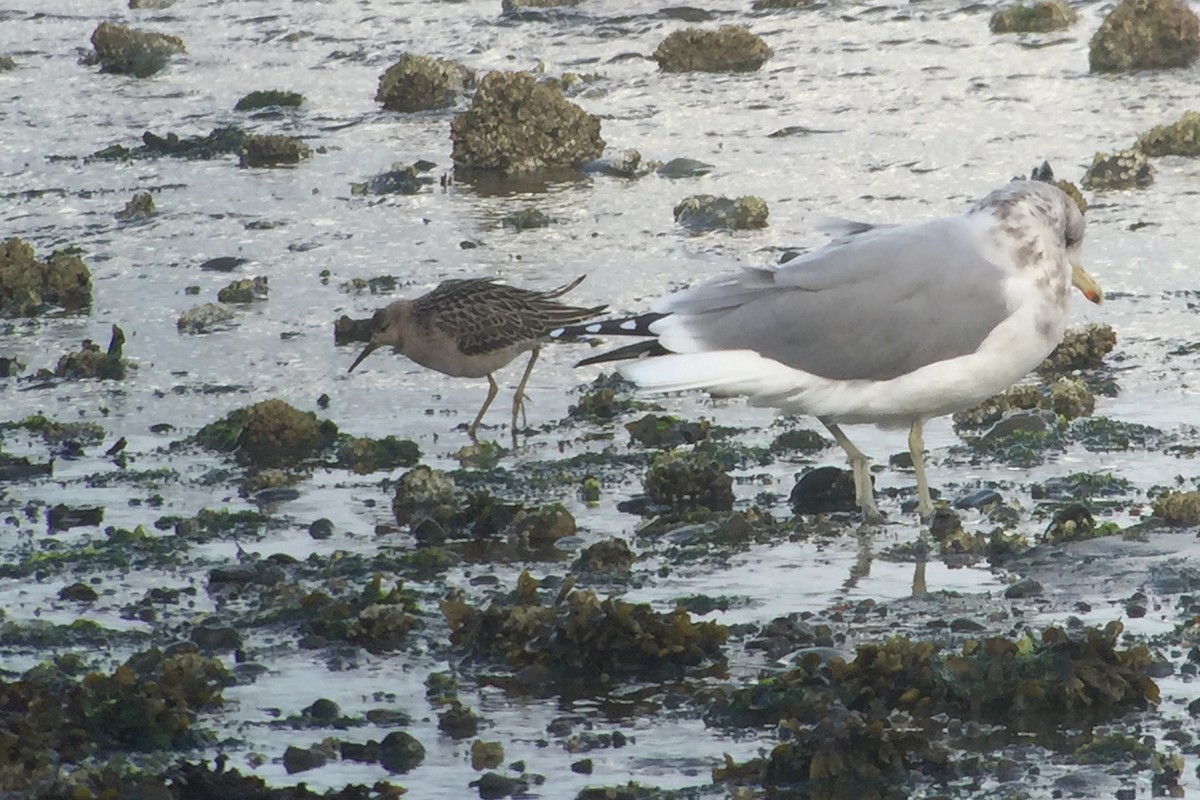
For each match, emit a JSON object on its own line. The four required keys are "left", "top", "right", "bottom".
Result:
{"left": 654, "top": 25, "right": 772, "bottom": 73}
{"left": 0, "top": 238, "right": 92, "bottom": 317}
{"left": 1089, "top": 0, "right": 1200, "bottom": 72}
{"left": 674, "top": 194, "right": 769, "bottom": 231}
{"left": 88, "top": 21, "right": 185, "bottom": 77}
{"left": 1080, "top": 148, "right": 1154, "bottom": 190}
{"left": 450, "top": 71, "right": 604, "bottom": 174}
{"left": 989, "top": 0, "right": 1077, "bottom": 33}
{"left": 375, "top": 54, "right": 476, "bottom": 112}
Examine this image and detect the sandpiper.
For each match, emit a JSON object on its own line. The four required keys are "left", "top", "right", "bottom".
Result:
{"left": 349, "top": 275, "right": 605, "bottom": 438}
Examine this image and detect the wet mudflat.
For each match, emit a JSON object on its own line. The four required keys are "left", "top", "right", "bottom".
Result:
{"left": 3, "top": 0, "right": 1200, "bottom": 798}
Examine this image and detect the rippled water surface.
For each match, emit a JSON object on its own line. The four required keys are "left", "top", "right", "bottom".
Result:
{"left": 3, "top": 0, "right": 1200, "bottom": 796}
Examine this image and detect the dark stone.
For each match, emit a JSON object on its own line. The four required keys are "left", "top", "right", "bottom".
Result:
{"left": 334, "top": 315, "right": 374, "bottom": 345}
{"left": 790, "top": 466, "right": 859, "bottom": 514}
{"left": 308, "top": 518, "right": 335, "bottom": 540}
{"left": 954, "top": 488, "right": 1002, "bottom": 510}
{"left": 980, "top": 410, "right": 1053, "bottom": 443}
{"left": 235, "top": 90, "right": 304, "bottom": 111}
{"left": 340, "top": 740, "right": 380, "bottom": 763}
{"left": 0, "top": 455, "right": 52, "bottom": 481}
{"left": 199, "top": 256, "right": 247, "bottom": 272}
{"left": 949, "top": 617, "right": 986, "bottom": 632}
{"left": 58, "top": 582, "right": 99, "bottom": 602}
{"left": 282, "top": 744, "right": 327, "bottom": 774}
{"left": 47, "top": 504, "right": 104, "bottom": 531}
{"left": 470, "top": 772, "right": 529, "bottom": 799}
{"left": 239, "top": 134, "right": 312, "bottom": 168}
{"left": 1005, "top": 577, "right": 1044, "bottom": 599}
{"left": 305, "top": 698, "right": 340, "bottom": 721}
{"left": 379, "top": 730, "right": 425, "bottom": 773}
{"left": 438, "top": 702, "right": 480, "bottom": 739}
{"left": 191, "top": 624, "right": 243, "bottom": 652}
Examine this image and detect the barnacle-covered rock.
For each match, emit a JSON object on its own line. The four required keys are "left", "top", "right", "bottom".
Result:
{"left": 238, "top": 134, "right": 311, "bottom": 168}
{"left": 654, "top": 25, "right": 772, "bottom": 72}
{"left": 216, "top": 276, "right": 268, "bottom": 304}
{"left": 953, "top": 378, "right": 1094, "bottom": 431}
{"left": 989, "top": 0, "right": 1077, "bottom": 33}
{"left": 336, "top": 435, "right": 420, "bottom": 474}
{"left": 88, "top": 21, "right": 185, "bottom": 77}
{"left": 115, "top": 192, "right": 155, "bottom": 221}
{"left": 644, "top": 450, "right": 734, "bottom": 512}
{"left": 674, "top": 194, "right": 769, "bottom": 231}
{"left": 176, "top": 302, "right": 236, "bottom": 334}
{"left": 0, "top": 237, "right": 92, "bottom": 317}
{"left": 234, "top": 89, "right": 304, "bottom": 111}
{"left": 574, "top": 537, "right": 636, "bottom": 573}
{"left": 392, "top": 465, "right": 459, "bottom": 525}
{"left": 192, "top": 399, "right": 338, "bottom": 467}
{"left": 1040, "top": 323, "right": 1117, "bottom": 374}
{"left": 375, "top": 53, "right": 476, "bottom": 112}
{"left": 624, "top": 414, "right": 711, "bottom": 448}
{"left": 54, "top": 325, "right": 126, "bottom": 380}
{"left": 1089, "top": 0, "right": 1200, "bottom": 72}
{"left": 450, "top": 70, "right": 604, "bottom": 174}
{"left": 1136, "top": 109, "right": 1200, "bottom": 156}
{"left": 348, "top": 602, "right": 420, "bottom": 653}
{"left": 1081, "top": 147, "right": 1154, "bottom": 190}
{"left": 1151, "top": 490, "right": 1200, "bottom": 526}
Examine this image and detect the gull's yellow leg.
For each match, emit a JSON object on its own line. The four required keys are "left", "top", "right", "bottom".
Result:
{"left": 821, "top": 420, "right": 883, "bottom": 523}
{"left": 909, "top": 419, "right": 934, "bottom": 518}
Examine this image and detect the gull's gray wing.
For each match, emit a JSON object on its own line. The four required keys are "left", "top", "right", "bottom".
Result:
{"left": 654, "top": 216, "right": 1013, "bottom": 382}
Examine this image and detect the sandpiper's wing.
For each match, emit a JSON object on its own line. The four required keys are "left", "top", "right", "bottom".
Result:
{"left": 416, "top": 277, "right": 605, "bottom": 356}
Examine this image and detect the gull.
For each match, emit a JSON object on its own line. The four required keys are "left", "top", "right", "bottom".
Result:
{"left": 349, "top": 275, "right": 605, "bottom": 439}
{"left": 552, "top": 180, "right": 1103, "bottom": 521}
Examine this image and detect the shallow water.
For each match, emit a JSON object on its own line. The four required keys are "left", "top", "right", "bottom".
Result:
{"left": 2, "top": 0, "right": 1200, "bottom": 796}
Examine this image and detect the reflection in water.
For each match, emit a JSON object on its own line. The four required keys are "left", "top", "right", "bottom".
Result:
{"left": 913, "top": 537, "right": 930, "bottom": 597}
{"left": 842, "top": 527, "right": 874, "bottom": 591}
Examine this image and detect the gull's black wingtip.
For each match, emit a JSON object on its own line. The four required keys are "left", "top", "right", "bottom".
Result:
{"left": 575, "top": 340, "right": 671, "bottom": 368}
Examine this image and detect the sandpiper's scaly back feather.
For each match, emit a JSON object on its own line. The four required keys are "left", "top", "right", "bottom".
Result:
{"left": 412, "top": 276, "right": 605, "bottom": 356}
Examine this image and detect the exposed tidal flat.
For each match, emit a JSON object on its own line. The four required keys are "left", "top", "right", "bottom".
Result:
{"left": 2, "top": 0, "right": 1200, "bottom": 797}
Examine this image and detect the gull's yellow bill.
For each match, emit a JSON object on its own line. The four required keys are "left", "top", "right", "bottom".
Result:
{"left": 1072, "top": 263, "right": 1103, "bottom": 305}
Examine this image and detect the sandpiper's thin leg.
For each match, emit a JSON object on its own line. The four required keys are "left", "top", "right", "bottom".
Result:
{"left": 821, "top": 419, "right": 883, "bottom": 523}
{"left": 511, "top": 347, "right": 540, "bottom": 434}
{"left": 468, "top": 374, "right": 500, "bottom": 439}
{"left": 908, "top": 418, "right": 934, "bottom": 518}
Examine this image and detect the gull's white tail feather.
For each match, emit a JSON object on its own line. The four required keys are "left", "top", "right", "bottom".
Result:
{"left": 618, "top": 351, "right": 800, "bottom": 399}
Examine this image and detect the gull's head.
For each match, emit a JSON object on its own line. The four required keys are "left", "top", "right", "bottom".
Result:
{"left": 975, "top": 180, "right": 1102, "bottom": 305}
{"left": 348, "top": 303, "right": 407, "bottom": 373}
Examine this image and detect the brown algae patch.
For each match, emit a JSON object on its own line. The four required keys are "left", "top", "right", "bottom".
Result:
{"left": 709, "top": 623, "right": 1158, "bottom": 797}
{"left": 0, "top": 649, "right": 230, "bottom": 794}
{"left": 440, "top": 572, "right": 727, "bottom": 687}
{"left": 190, "top": 399, "right": 340, "bottom": 467}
